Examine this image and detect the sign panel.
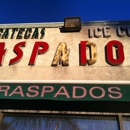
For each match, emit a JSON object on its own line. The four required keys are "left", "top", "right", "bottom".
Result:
{"left": 0, "top": 22, "right": 130, "bottom": 80}
{"left": 0, "top": 82, "right": 130, "bottom": 101}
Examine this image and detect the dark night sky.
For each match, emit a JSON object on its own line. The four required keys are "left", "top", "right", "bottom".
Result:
{"left": 0, "top": 0, "right": 130, "bottom": 24}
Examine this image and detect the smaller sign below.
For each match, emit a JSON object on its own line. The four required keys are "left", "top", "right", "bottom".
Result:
{"left": 0, "top": 83, "right": 129, "bottom": 101}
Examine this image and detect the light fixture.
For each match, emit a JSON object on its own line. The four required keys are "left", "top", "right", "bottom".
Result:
{"left": 61, "top": 17, "right": 81, "bottom": 32}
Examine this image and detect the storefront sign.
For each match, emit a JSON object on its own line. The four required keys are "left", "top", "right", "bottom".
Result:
{"left": 0, "top": 82, "right": 130, "bottom": 101}
{"left": 0, "top": 22, "right": 130, "bottom": 80}
{"left": 0, "top": 25, "right": 129, "bottom": 66}
{"left": 0, "top": 39, "right": 126, "bottom": 66}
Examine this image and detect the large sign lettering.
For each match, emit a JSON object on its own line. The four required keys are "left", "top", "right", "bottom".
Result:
{"left": 0, "top": 40, "right": 125, "bottom": 66}
{"left": 0, "top": 25, "right": 130, "bottom": 67}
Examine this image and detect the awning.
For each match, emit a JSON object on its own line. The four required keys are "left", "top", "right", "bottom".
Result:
{"left": 0, "top": 80, "right": 130, "bottom": 101}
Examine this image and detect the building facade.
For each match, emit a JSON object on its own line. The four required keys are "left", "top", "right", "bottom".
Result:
{"left": 0, "top": 21, "right": 130, "bottom": 130}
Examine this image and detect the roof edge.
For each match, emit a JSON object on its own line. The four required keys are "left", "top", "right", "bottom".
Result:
{"left": 0, "top": 20, "right": 130, "bottom": 28}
